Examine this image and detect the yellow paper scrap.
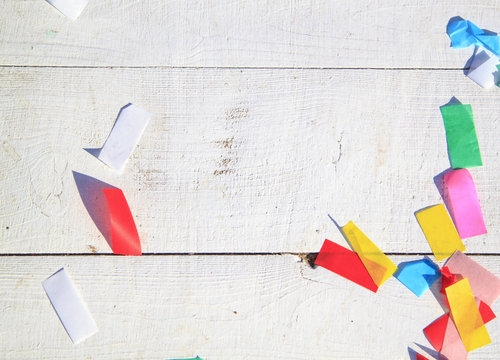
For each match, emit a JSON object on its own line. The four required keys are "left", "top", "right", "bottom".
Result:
{"left": 415, "top": 204, "right": 466, "bottom": 261}
{"left": 445, "top": 278, "right": 491, "bottom": 351}
{"left": 341, "top": 221, "right": 397, "bottom": 286}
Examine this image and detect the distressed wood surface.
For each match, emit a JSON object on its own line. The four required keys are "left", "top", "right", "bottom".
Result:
{"left": 0, "top": 0, "right": 498, "bottom": 68}
{"left": 0, "top": 255, "right": 499, "bottom": 360}
{"left": 2, "top": 2, "right": 500, "bottom": 359}
{"left": 1, "top": 67, "right": 500, "bottom": 253}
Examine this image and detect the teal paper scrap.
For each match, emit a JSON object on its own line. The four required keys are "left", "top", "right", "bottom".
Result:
{"left": 395, "top": 258, "right": 441, "bottom": 297}
{"left": 447, "top": 19, "right": 500, "bottom": 56}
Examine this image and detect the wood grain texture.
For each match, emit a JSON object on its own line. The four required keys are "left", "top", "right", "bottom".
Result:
{"left": 0, "top": 0, "right": 499, "bottom": 67}
{"left": 1, "top": 67, "right": 500, "bottom": 254}
{"left": 0, "top": 254, "right": 499, "bottom": 360}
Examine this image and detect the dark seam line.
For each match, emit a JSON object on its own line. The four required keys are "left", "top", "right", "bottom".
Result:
{"left": 0, "top": 65, "right": 467, "bottom": 71}
{"left": 0, "top": 252, "right": 497, "bottom": 257}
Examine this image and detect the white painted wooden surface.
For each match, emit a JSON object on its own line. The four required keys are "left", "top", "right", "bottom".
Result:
{"left": 1, "top": 1, "right": 500, "bottom": 359}
{"left": 1, "top": 255, "right": 500, "bottom": 360}
{"left": 0, "top": 0, "right": 498, "bottom": 68}
{"left": 1, "top": 68, "right": 500, "bottom": 253}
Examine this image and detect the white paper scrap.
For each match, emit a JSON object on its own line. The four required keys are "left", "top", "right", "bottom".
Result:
{"left": 46, "top": 0, "right": 89, "bottom": 20}
{"left": 467, "top": 50, "right": 500, "bottom": 88}
{"left": 98, "top": 104, "right": 151, "bottom": 172}
{"left": 42, "top": 268, "right": 98, "bottom": 344}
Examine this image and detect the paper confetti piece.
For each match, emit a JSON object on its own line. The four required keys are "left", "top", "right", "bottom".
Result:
{"left": 424, "top": 314, "right": 468, "bottom": 359}
{"left": 103, "top": 188, "right": 142, "bottom": 255}
{"left": 440, "top": 103, "right": 482, "bottom": 169}
{"left": 394, "top": 258, "right": 440, "bottom": 297}
{"left": 43, "top": 268, "right": 98, "bottom": 344}
{"left": 73, "top": 172, "right": 142, "bottom": 255}
{"left": 467, "top": 50, "right": 500, "bottom": 88}
{"left": 341, "top": 221, "right": 397, "bottom": 287}
{"left": 424, "top": 314, "right": 448, "bottom": 352}
{"left": 98, "top": 104, "right": 151, "bottom": 172}
{"left": 445, "top": 278, "right": 491, "bottom": 351}
{"left": 445, "top": 251, "right": 500, "bottom": 306}
{"left": 441, "top": 314, "right": 469, "bottom": 360}
{"left": 443, "top": 169, "right": 486, "bottom": 239}
{"left": 45, "top": 0, "right": 89, "bottom": 20}
{"left": 415, "top": 204, "right": 465, "bottom": 261}
{"left": 447, "top": 19, "right": 500, "bottom": 56}
{"left": 315, "top": 239, "right": 378, "bottom": 293}
{"left": 440, "top": 266, "right": 460, "bottom": 295}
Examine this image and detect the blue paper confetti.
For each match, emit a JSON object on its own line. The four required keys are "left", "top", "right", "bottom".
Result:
{"left": 447, "top": 19, "right": 500, "bottom": 56}
{"left": 395, "top": 258, "right": 441, "bottom": 297}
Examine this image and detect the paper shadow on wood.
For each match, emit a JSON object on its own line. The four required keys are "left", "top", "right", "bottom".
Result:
{"left": 415, "top": 342, "right": 444, "bottom": 360}
{"left": 73, "top": 171, "right": 117, "bottom": 250}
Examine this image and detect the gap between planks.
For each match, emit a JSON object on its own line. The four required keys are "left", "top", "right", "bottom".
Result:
{"left": 0, "top": 64, "right": 468, "bottom": 71}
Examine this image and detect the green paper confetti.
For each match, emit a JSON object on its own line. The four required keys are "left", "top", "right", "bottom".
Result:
{"left": 440, "top": 103, "right": 482, "bottom": 169}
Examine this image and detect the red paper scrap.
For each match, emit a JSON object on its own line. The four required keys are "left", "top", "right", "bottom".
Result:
{"left": 416, "top": 354, "right": 429, "bottom": 360}
{"left": 424, "top": 314, "right": 448, "bottom": 352}
{"left": 315, "top": 239, "right": 378, "bottom": 293}
{"left": 424, "top": 314, "right": 468, "bottom": 359}
{"left": 440, "top": 266, "right": 460, "bottom": 295}
{"left": 103, "top": 188, "right": 142, "bottom": 255}
{"left": 478, "top": 300, "right": 496, "bottom": 323}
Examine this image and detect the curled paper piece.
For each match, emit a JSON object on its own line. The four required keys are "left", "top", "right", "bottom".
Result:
{"left": 341, "top": 221, "right": 397, "bottom": 287}
{"left": 45, "top": 0, "right": 89, "bottom": 20}
{"left": 98, "top": 104, "right": 151, "bottom": 172}
{"left": 73, "top": 172, "right": 142, "bottom": 255}
{"left": 443, "top": 169, "right": 486, "bottom": 239}
{"left": 315, "top": 239, "right": 378, "bottom": 293}
{"left": 394, "top": 258, "right": 440, "bottom": 297}
{"left": 445, "top": 251, "right": 500, "bottom": 306}
{"left": 467, "top": 50, "right": 500, "bottom": 88}
{"left": 415, "top": 204, "right": 465, "bottom": 261}
{"left": 447, "top": 19, "right": 500, "bottom": 56}
{"left": 440, "top": 266, "right": 459, "bottom": 295}
{"left": 42, "top": 268, "right": 98, "bottom": 344}
{"left": 445, "top": 278, "right": 491, "bottom": 351}
{"left": 440, "top": 103, "right": 482, "bottom": 169}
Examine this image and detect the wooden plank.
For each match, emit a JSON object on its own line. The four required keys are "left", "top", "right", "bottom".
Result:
{"left": 0, "top": 0, "right": 498, "bottom": 67}
{"left": 1, "top": 254, "right": 499, "bottom": 359}
{"left": 1, "top": 67, "right": 500, "bottom": 254}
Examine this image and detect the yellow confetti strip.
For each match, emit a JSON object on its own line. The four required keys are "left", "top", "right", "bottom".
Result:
{"left": 445, "top": 278, "right": 491, "bottom": 351}
{"left": 415, "top": 204, "right": 465, "bottom": 261}
{"left": 341, "top": 221, "right": 397, "bottom": 286}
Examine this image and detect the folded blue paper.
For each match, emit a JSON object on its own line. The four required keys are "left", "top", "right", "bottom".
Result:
{"left": 447, "top": 19, "right": 500, "bottom": 56}
{"left": 395, "top": 258, "right": 441, "bottom": 297}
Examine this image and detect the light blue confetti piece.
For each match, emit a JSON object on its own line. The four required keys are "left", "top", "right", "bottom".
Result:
{"left": 447, "top": 19, "right": 500, "bottom": 56}
{"left": 395, "top": 258, "right": 441, "bottom": 297}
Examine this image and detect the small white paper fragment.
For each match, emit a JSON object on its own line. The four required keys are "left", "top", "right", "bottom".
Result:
{"left": 46, "top": 0, "right": 89, "bottom": 20}
{"left": 467, "top": 50, "right": 500, "bottom": 88}
{"left": 98, "top": 104, "right": 151, "bottom": 172}
{"left": 42, "top": 268, "right": 98, "bottom": 344}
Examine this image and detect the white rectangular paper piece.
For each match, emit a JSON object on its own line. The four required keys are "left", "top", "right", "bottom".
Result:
{"left": 467, "top": 50, "right": 500, "bottom": 88}
{"left": 46, "top": 0, "right": 89, "bottom": 20}
{"left": 43, "top": 268, "right": 98, "bottom": 344}
{"left": 98, "top": 104, "right": 151, "bottom": 172}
